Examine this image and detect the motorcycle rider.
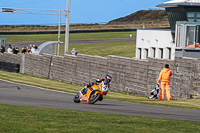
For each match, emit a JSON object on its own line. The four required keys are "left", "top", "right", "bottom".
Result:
{"left": 82, "top": 75, "right": 112, "bottom": 95}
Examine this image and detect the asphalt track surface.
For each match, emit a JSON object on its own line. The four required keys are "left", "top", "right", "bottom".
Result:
{"left": 6, "top": 38, "right": 136, "bottom": 48}
{"left": 0, "top": 79, "right": 200, "bottom": 122}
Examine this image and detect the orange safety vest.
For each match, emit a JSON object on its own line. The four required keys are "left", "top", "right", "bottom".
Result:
{"left": 157, "top": 68, "right": 172, "bottom": 83}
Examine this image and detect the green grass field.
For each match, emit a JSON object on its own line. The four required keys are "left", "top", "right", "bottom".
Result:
{"left": 68, "top": 41, "right": 135, "bottom": 57}
{"left": 2, "top": 31, "right": 136, "bottom": 42}
{"left": 0, "top": 104, "right": 199, "bottom": 133}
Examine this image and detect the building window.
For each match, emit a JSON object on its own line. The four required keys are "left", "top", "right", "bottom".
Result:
{"left": 158, "top": 48, "right": 163, "bottom": 59}
{"left": 167, "top": 47, "right": 171, "bottom": 59}
{"left": 176, "top": 23, "right": 200, "bottom": 48}
{"left": 186, "top": 26, "right": 195, "bottom": 47}
{"left": 187, "top": 12, "right": 200, "bottom": 22}
{"left": 145, "top": 49, "right": 148, "bottom": 59}
{"left": 137, "top": 48, "right": 142, "bottom": 59}
{"left": 151, "top": 47, "right": 156, "bottom": 58}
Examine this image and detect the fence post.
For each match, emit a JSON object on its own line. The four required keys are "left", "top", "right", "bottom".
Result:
{"left": 21, "top": 54, "right": 25, "bottom": 73}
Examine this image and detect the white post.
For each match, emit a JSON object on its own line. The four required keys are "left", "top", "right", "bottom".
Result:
{"left": 64, "top": 0, "right": 70, "bottom": 55}
{"left": 57, "top": 10, "right": 61, "bottom": 55}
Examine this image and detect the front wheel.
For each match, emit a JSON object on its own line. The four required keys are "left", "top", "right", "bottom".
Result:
{"left": 73, "top": 94, "right": 81, "bottom": 103}
{"left": 89, "top": 91, "right": 101, "bottom": 104}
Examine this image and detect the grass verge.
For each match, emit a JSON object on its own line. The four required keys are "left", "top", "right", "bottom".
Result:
{"left": 0, "top": 104, "right": 199, "bottom": 133}
{"left": 68, "top": 41, "right": 135, "bottom": 57}
{"left": 18, "top": 41, "right": 136, "bottom": 57}
{"left": 0, "top": 70, "right": 200, "bottom": 110}
{"left": 1, "top": 31, "right": 136, "bottom": 43}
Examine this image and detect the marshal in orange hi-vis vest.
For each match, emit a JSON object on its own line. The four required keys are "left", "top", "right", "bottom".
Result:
{"left": 157, "top": 68, "right": 172, "bottom": 101}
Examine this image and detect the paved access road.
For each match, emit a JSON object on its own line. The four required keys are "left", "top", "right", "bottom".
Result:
{"left": 0, "top": 79, "right": 200, "bottom": 122}
{"left": 6, "top": 38, "right": 136, "bottom": 48}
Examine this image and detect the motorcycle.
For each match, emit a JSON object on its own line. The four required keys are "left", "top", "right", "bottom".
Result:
{"left": 73, "top": 81, "right": 109, "bottom": 104}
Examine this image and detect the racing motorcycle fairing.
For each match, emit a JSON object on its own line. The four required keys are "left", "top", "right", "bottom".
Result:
{"left": 74, "top": 82, "right": 108, "bottom": 104}
{"left": 78, "top": 84, "right": 101, "bottom": 103}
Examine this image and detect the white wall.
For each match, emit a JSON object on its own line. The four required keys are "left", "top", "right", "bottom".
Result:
{"left": 135, "top": 29, "right": 175, "bottom": 60}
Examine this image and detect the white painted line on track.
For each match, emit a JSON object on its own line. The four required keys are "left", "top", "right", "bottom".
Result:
{"left": 0, "top": 79, "right": 76, "bottom": 95}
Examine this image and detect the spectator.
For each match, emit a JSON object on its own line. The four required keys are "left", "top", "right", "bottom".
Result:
{"left": 7, "top": 45, "right": 12, "bottom": 54}
{"left": 13, "top": 46, "right": 20, "bottom": 54}
{"left": 0, "top": 46, "right": 5, "bottom": 53}
{"left": 22, "top": 47, "right": 27, "bottom": 54}
{"left": 33, "top": 45, "right": 39, "bottom": 54}
{"left": 71, "top": 48, "right": 78, "bottom": 56}
{"left": 33, "top": 45, "right": 38, "bottom": 50}
{"left": 12, "top": 47, "right": 15, "bottom": 54}
{"left": 27, "top": 47, "right": 31, "bottom": 53}
{"left": 31, "top": 45, "right": 38, "bottom": 54}
{"left": 31, "top": 45, "right": 36, "bottom": 54}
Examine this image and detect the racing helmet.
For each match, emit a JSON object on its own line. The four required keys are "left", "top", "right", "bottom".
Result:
{"left": 105, "top": 75, "right": 112, "bottom": 83}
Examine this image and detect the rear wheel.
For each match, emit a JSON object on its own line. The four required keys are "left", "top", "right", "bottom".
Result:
{"left": 73, "top": 94, "right": 81, "bottom": 103}
{"left": 89, "top": 91, "right": 101, "bottom": 104}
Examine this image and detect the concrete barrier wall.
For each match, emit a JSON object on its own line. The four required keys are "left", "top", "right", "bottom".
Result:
{"left": 175, "top": 57, "right": 200, "bottom": 98}
{"left": 24, "top": 54, "right": 52, "bottom": 78}
{"left": 0, "top": 53, "right": 199, "bottom": 99}
{"left": 107, "top": 55, "right": 149, "bottom": 95}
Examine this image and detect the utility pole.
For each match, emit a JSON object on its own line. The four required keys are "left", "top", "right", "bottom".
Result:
{"left": 64, "top": 0, "right": 71, "bottom": 55}
{"left": 57, "top": 10, "right": 61, "bottom": 55}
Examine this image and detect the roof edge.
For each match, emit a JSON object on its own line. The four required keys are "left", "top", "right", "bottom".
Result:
{"left": 157, "top": 3, "right": 200, "bottom": 8}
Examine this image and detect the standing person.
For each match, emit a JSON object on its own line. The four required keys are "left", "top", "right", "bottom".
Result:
{"left": 31, "top": 45, "right": 36, "bottom": 54}
{"left": 157, "top": 64, "right": 172, "bottom": 101}
{"left": 0, "top": 46, "right": 5, "bottom": 53}
{"left": 71, "top": 48, "right": 78, "bottom": 56}
{"left": 27, "top": 47, "right": 31, "bottom": 53}
{"left": 33, "top": 45, "right": 39, "bottom": 54}
{"left": 22, "top": 47, "right": 27, "bottom": 54}
{"left": 7, "top": 45, "right": 12, "bottom": 54}
{"left": 15, "top": 46, "right": 20, "bottom": 54}
{"left": 13, "top": 46, "right": 20, "bottom": 54}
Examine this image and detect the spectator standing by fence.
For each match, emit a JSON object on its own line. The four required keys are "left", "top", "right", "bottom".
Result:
{"left": 31, "top": 45, "right": 38, "bottom": 54}
{"left": 7, "top": 45, "right": 12, "bottom": 54}
{"left": 31, "top": 45, "right": 36, "bottom": 54}
{"left": 27, "top": 47, "right": 31, "bottom": 53}
{"left": 22, "top": 47, "right": 27, "bottom": 54}
{"left": 13, "top": 46, "right": 20, "bottom": 54}
{"left": 71, "top": 48, "right": 78, "bottom": 56}
{"left": 0, "top": 46, "right": 5, "bottom": 53}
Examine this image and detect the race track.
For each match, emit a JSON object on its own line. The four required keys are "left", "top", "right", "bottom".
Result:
{"left": 0, "top": 79, "right": 200, "bottom": 122}
{"left": 6, "top": 38, "right": 136, "bottom": 48}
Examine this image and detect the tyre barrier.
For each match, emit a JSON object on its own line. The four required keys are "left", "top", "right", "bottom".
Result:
{"left": 0, "top": 61, "right": 20, "bottom": 73}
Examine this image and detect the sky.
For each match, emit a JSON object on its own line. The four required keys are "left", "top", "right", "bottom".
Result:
{"left": 0, "top": 0, "right": 168, "bottom": 25}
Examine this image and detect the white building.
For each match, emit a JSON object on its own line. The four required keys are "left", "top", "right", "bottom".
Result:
{"left": 136, "top": 28, "right": 175, "bottom": 60}
{"left": 135, "top": 0, "right": 200, "bottom": 60}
